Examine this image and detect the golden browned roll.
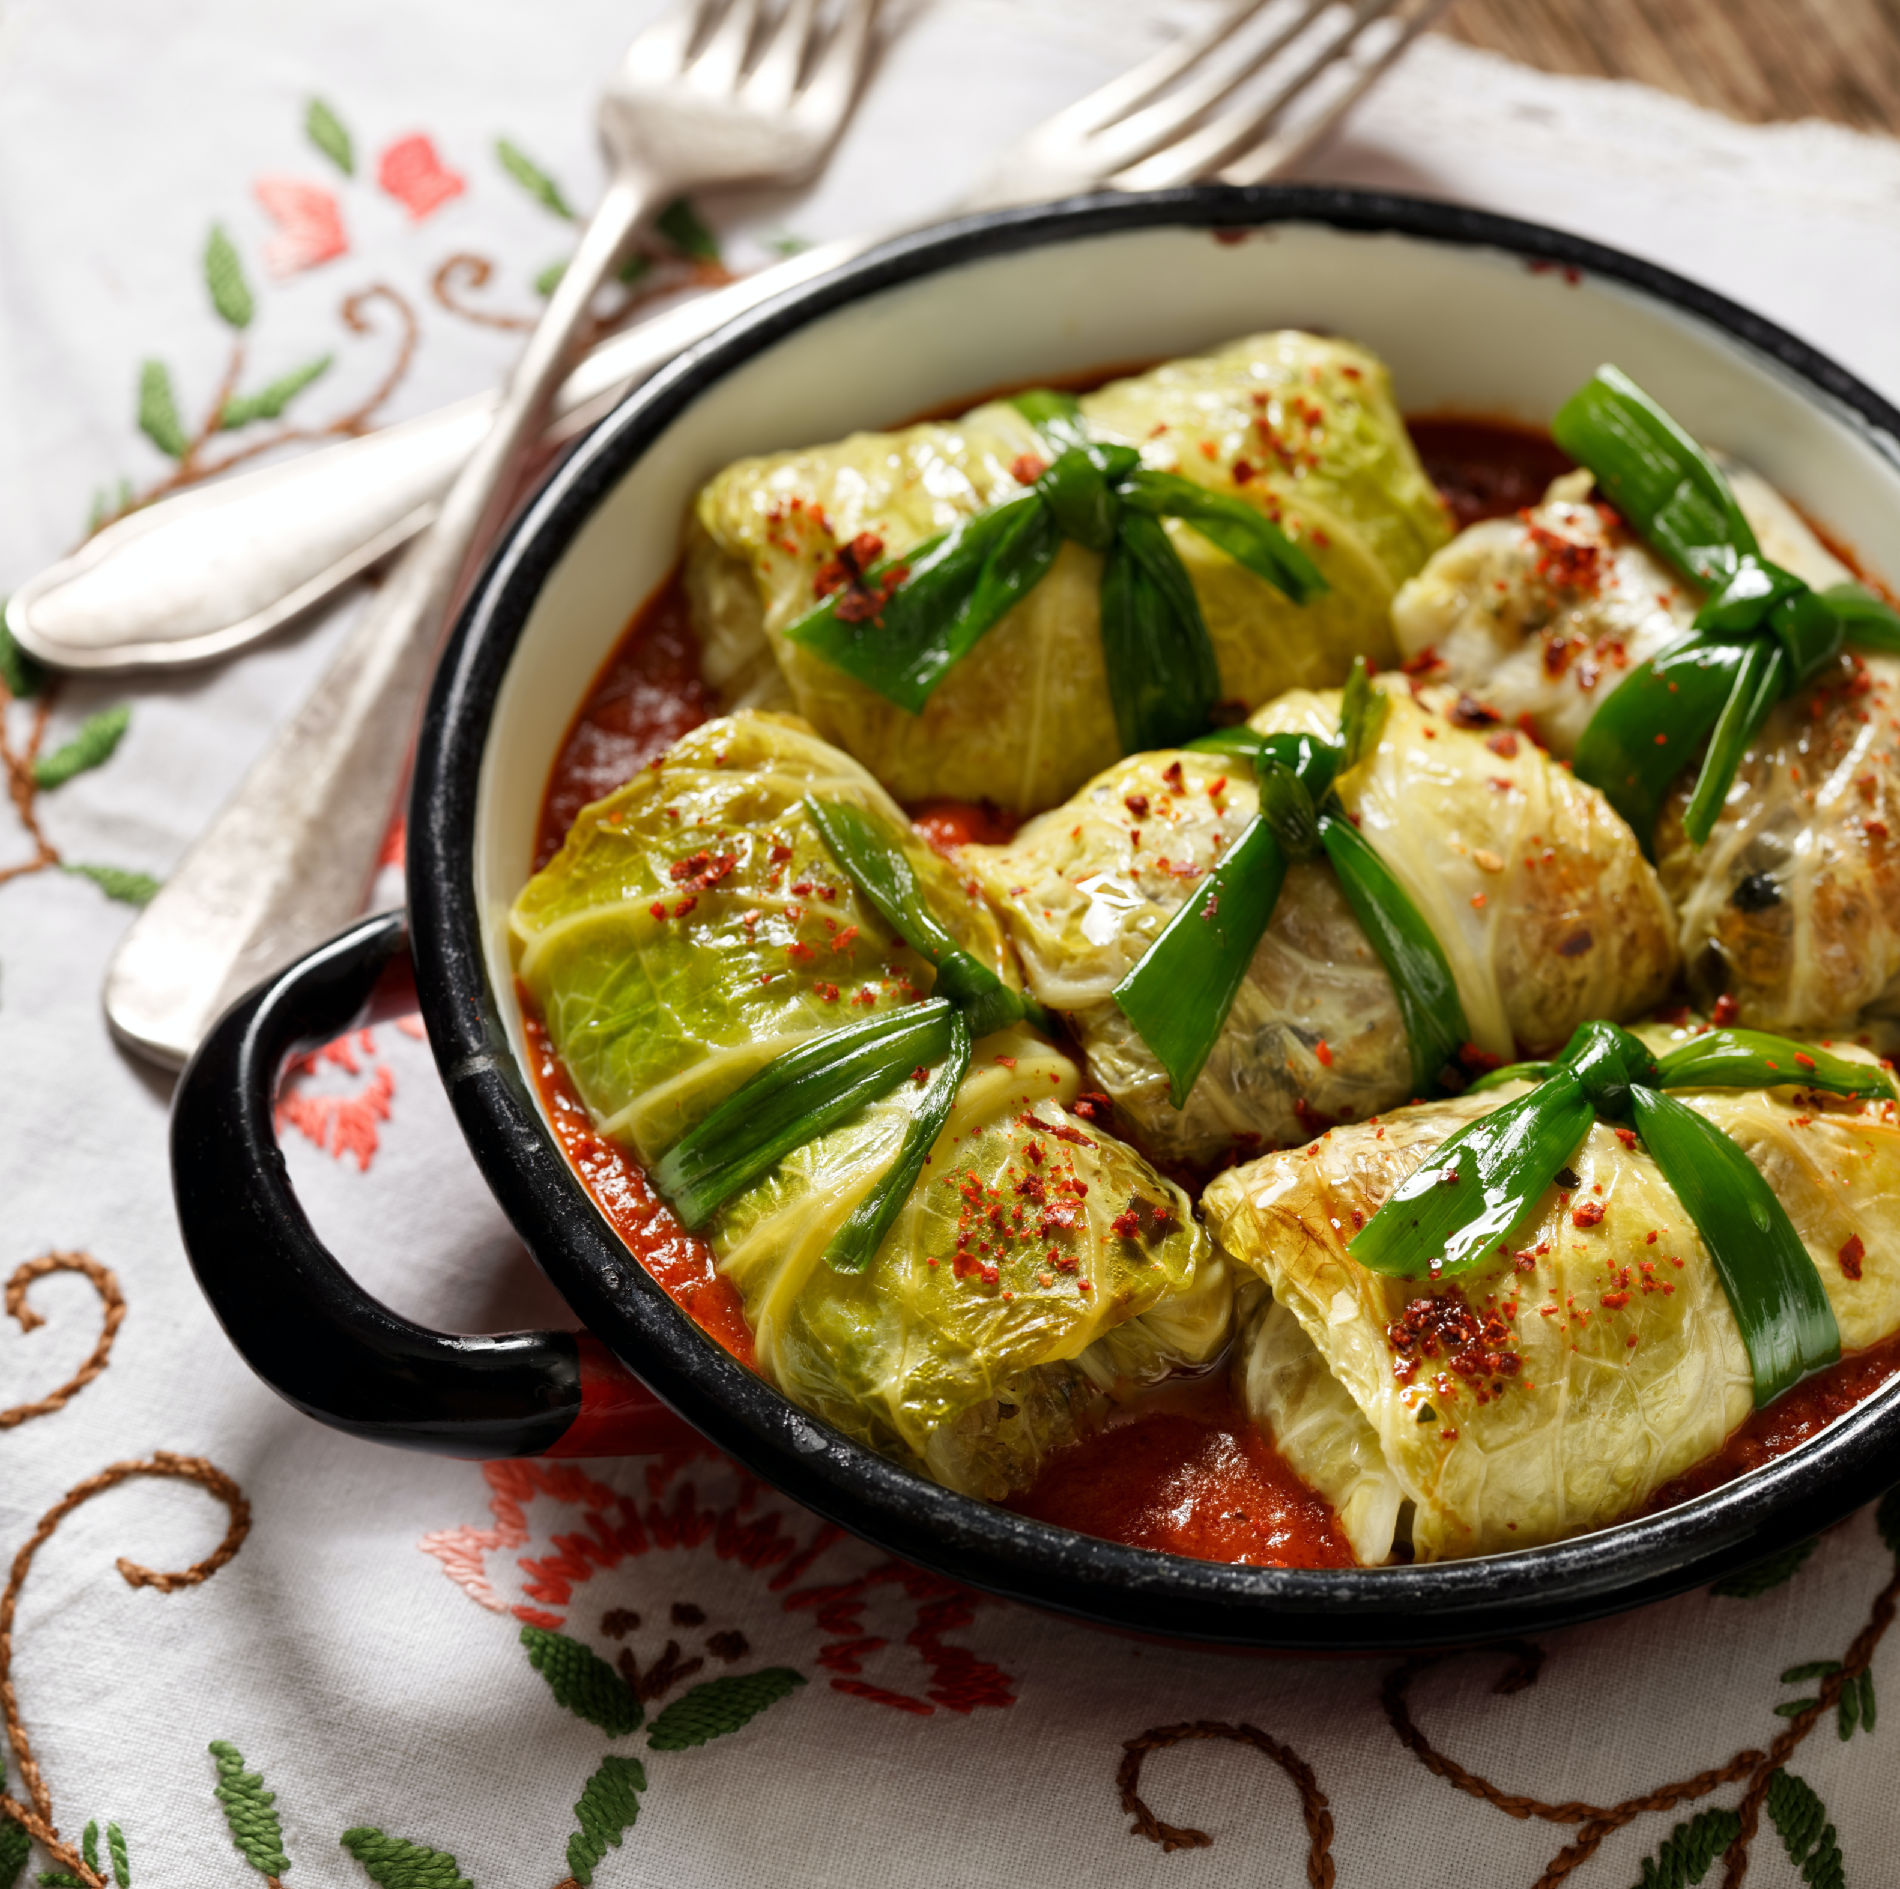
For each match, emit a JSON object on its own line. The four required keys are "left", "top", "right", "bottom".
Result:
{"left": 1391, "top": 465, "right": 1900, "bottom": 1034}
{"left": 1203, "top": 1036, "right": 1900, "bottom": 1564}
{"left": 964, "top": 676, "right": 1678, "bottom": 1166}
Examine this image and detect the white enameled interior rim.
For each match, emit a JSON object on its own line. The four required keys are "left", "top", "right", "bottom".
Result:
{"left": 473, "top": 204, "right": 1900, "bottom": 1205}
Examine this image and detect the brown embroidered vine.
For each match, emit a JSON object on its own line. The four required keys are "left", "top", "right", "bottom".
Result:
{"left": 0, "top": 1453, "right": 251, "bottom": 1887}
{"left": 1117, "top": 1720, "right": 1334, "bottom": 1884}
{"left": 0, "top": 1253, "right": 124, "bottom": 1430}
{"left": 1113, "top": 1515, "right": 1900, "bottom": 1886}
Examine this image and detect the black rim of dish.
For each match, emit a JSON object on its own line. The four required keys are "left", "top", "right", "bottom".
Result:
{"left": 406, "top": 184, "right": 1900, "bottom": 1649}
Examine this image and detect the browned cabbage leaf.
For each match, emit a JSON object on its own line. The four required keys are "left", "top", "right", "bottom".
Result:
{"left": 1390, "top": 467, "right": 1900, "bottom": 1033}
{"left": 963, "top": 676, "right": 1677, "bottom": 1166}
{"left": 686, "top": 332, "right": 1450, "bottom": 812}
{"left": 1204, "top": 1033, "right": 1900, "bottom": 1564}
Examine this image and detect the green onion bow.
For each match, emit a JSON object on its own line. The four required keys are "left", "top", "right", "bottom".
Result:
{"left": 651, "top": 799, "right": 1046, "bottom": 1273}
{"left": 1351, "top": 1019, "right": 1893, "bottom": 1405}
{"left": 1111, "top": 660, "right": 1473, "bottom": 1111}
{"left": 1555, "top": 366, "right": 1900, "bottom": 849}
{"left": 784, "top": 390, "right": 1327, "bottom": 755}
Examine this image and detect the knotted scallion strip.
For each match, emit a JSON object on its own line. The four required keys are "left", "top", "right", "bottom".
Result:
{"left": 653, "top": 799, "right": 1038, "bottom": 1271}
{"left": 653, "top": 1000, "right": 959, "bottom": 1230}
{"left": 784, "top": 389, "right": 1326, "bottom": 755}
{"left": 1111, "top": 661, "right": 1471, "bottom": 1108}
{"left": 1557, "top": 366, "right": 1900, "bottom": 848}
{"left": 1350, "top": 1020, "right": 1889, "bottom": 1404}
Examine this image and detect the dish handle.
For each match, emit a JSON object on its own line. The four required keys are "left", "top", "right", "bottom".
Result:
{"left": 170, "top": 910, "right": 700, "bottom": 1460}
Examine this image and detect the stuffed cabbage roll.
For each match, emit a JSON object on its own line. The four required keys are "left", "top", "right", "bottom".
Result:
{"left": 1391, "top": 467, "right": 1900, "bottom": 1032}
{"left": 1205, "top": 1037, "right": 1900, "bottom": 1563}
{"left": 686, "top": 332, "right": 1450, "bottom": 812}
{"left": 963, "top": 676, "right": 1677, "bottom": 1166}
{"left": 511, "top": 710, "right": 1228, "bottom": 1499}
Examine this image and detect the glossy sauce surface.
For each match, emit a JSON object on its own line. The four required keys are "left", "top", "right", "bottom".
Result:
{"left": 530, "top": 411, "right": 1897, "bottom": 1569}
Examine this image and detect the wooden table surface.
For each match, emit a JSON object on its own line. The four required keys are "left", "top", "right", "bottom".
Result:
{"left": 1444, "top": 0, "right": 1900, "bottom": 133}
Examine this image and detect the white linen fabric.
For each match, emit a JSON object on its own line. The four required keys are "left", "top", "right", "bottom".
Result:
{"left": 0, "top": 3, "right": 1897, "bottom": 1884}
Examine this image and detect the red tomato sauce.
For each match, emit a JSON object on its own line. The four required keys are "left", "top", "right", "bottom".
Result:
{"left": 1008, "top": 1373, "right": 1356, "bottom": 1567}
{"left": 520, "top": 1005, "right": 755, "bottom": 1368}
{"left": 526, "top": 411, "right": 1900, "bottom": 1570}
{"left": 1647, "top": 1332, "right": 1900, "bottom": 1512}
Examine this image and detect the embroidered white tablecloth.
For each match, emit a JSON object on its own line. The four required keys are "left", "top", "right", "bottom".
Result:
{"left": 2, "top": 4, "right": 1898, "bottom": 1885}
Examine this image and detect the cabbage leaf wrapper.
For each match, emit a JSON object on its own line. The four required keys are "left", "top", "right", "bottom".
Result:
{"left": 511, "top": 710, "right": 1227, "bottom": 1498}
{"left": 1205, "top": 1034, "right": 1900, "bottom": 1564}
{"left": 686, "top": 332, "right": 1450, "bottom": 812}
{"left": 1392, "top": 466, "right": 1900, "bottom": 1034}
{"left": 964, "top": 676, "right": 1677, "bottom": 1166}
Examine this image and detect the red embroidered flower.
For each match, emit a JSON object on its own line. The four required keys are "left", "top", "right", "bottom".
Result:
{"left": 377, "top": 134, "right": 466, "bottom": 219}
{"left": 252, "top": 176, "right": 348, "bottom": 277}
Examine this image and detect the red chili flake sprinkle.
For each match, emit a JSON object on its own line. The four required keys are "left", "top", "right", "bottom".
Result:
{"left": 1646, "top": 1230, "right": 1658, "bottom": 1244}
{"left": 1485, "top": 730, "right": 1520, "bottom": 759}
{"left": 1869, "top": 819, "right": 1890, "bottom": 839}
{"left": 1232, "top": 459, "right": 1255, "bottom": 485}
{"left": 831, "top": 925, "right": 859, "bottom": 954}
{"left": 648, "top": 901, "right": 668, "bottom": 920}
{"left": 1071, "top": 1093, "right": 1113, "bottom": 1124}
{"left": 911, "top": 1066, "right": 929, "bottom": 1085}
{"left": 769, "top": 842, "right": 794, "bottom": 865}
{"left": 994, "top": 1054, "right": 1017, "bottom": 1070}
{"left": 1712, "top": 993, "right": 1741, "bottom": 1027}
{"left": 1011, "top": 453, "right": 1048, "bottom": 485}
{"left": 1795, "top": 1052, "right": 1817, "bottom": 1070}
{"left": 1614, "top": 1127, "right": 1638, "bottom": 1150}
{"left": 1111, "top": 1208, "right": 1141, "bottom": 1238}
{"left": 1385, "top": 1285, "right": 1521, "bottom": 1395}
{"left": 1840, "top": 1233, "right": 1866, "bottom": 1279}
{"left": 1198, "top": 439, "right": 1218, "bottom": 460}
{"left": 1470, "top": 892, "right": 1487, "bottom": 909}
{"left": 1572, "top": 1199, "right": 1606, "bottom": 1229}
{"left": 1450, "top": 693, "right": 1502, "bottom": 730}
{"left": 1315, "top": 1038, "right": 1334, "bottom": 1068}
{"left": 1162, "top": 760, "right": 1185, "bottom": 792}
{"left": 672, "top": 895, "right": 698, "bottom": 918}
{"left": 1123, "top": 793, "right": 1150, "bottom": 817}
{"left": 1525, "top": 521, "right": 1603, "bottom": 593}
{"left": 786, "top": 940, "right": 815, "bottom": 963}
{"left": 1600, "top": 1287, "right": 1630, "bottom": 1309}
{"left": 815, "top": 982, "right": 840, "bottom": 1003}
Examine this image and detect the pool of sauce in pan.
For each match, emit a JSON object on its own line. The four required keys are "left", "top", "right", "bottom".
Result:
{"left": 528, "top": 410, "right": 1896, "bottom": 1569}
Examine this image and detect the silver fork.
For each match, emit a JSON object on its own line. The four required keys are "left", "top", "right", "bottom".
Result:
{"left": 13, "top": 0, "right": 1448, "bottom": 681}
{"left": 100, "top": 0, "right": 882, "bottom": 1069}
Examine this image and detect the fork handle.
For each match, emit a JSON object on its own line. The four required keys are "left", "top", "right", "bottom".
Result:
{"left": 103, "top": 173, "right": 658, "bottom": 1069}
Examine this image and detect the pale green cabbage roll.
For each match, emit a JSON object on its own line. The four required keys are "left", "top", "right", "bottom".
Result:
{"left": 686, "top": 332, "right": 1451, "bottom": 812}
{"left": 1392, "top": 466, "right": 1900, "bottom": 1033}
{"left": 964, "top": 676, "right": 1677, "bottom": 1166}
{"left": 511, "top": 710, "right": 1227, "bottom": 1499}
{"left": 1205, "top": 1034, "right": 1900, "bottom": 1564}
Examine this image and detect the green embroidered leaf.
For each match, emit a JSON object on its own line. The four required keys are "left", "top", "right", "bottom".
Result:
{"left": 306, "top": 97, "right": 354, "bottom": 174}
{"left": 617, "top": 251, "right": 653, "bottom": 286}
{"left": 656, "top": 195, "right": 720, "bottom": 263}
{"left": 533, "top": 259, "right": 567, "bottom": 297}
{"left": 1631, "top": 1805, "right": 1739, "bottom": 1889}
{"left": 78, "top": 1828, "right": 96, "bottom": 1879}
{"left": 495, "top": 137, "right": 574, "bottom": 220}
{"left": 339, "top": 1827, "right": 471, "bottom": 1889}
{"left": 565, "top": 1753, "right": 645, "bottom": 1886}
{"left": 1765, "top": 1768, "right": 1846, "bottom": 1888}
{"left": 104, "top": 1824, "right": 127, "bottom": 1889}
{"left": 204, "top": 225, "right": 254, "bottom": 330}
{"left": 209, "top": 1740, "right": 290, "bottom": 1878}
{"left": 64, "top": 864, "right": 159, "bottom": 907}
{"left": 766, "top": 232, "right": 811, "bottom": 256}
{"left": 646, "top": 1667, "right": 805, "bottom": 1750}
{"left": 137, "top": 362, "right": 189, "bottom": 461}
{"left": 0, "top": 617, "right": 45, "bottom": 701}
{"left": 1712, "top": 1535, "right": 1818, "bottom": 1597}
{"left": 35, "top": 1873, "right": 84, "bottom": 1887}
{"left": 520, "top": 1625, "right": 643, "bottom": 1736}
{"left": 220, "top": 354, "right": 334, "bottom": 429}
{"left": 0, "top": 1817, "right": 27, "bottom": 1889}
{"left": 34, "top": 706, "right": 130, "bottom": 789}
{"left": 1781, "top": 1660, "right": 1843, "bottom": 1683}
{"left": 1877, "top": 1482, "right": 1900, "bottom": 1556}
{"left": 1860, "top": 1666, "right": 1877, "bottom": 1731}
